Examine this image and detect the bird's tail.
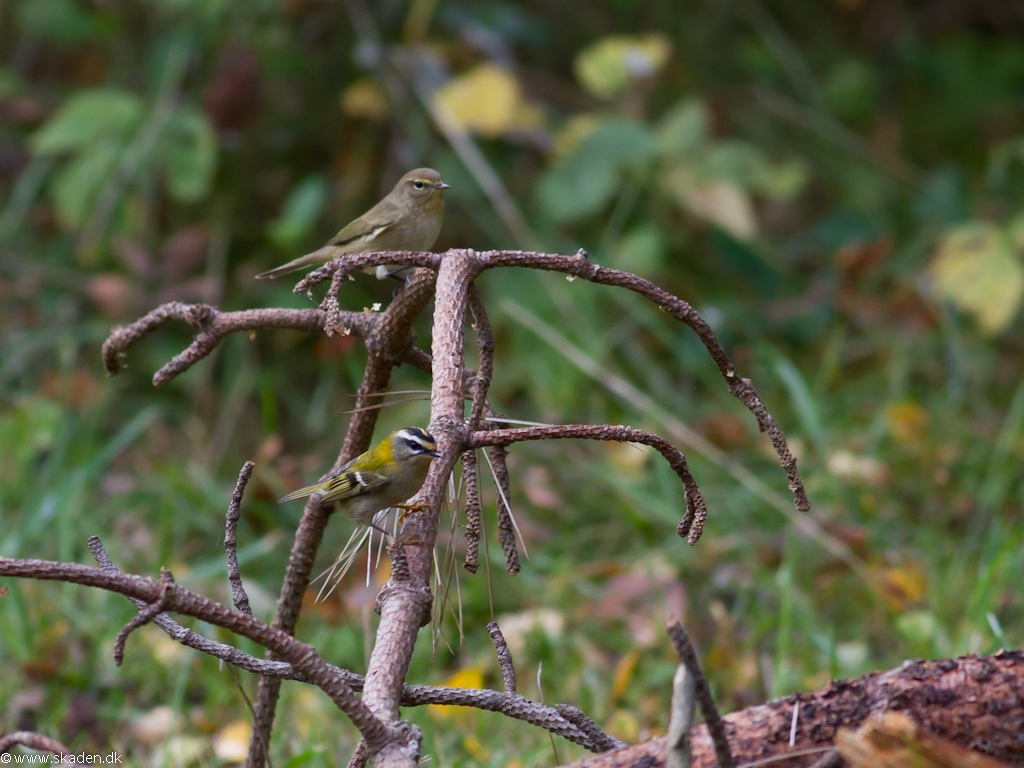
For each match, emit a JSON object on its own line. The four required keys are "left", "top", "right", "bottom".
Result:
{"left": 255, "top": 246, "right": 336, "bottom": 280}
{"left": 278, "top": 479, "right": 330, "bottom": 503}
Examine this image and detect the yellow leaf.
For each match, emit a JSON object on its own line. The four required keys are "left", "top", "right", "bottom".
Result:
{"left": 611, "top": 648, "right": 640, "bottom": 701}
{"left": 871, "top": 564, "right": 929, "bottom": 612}
{"left": 462, "top": 735, "right": 491, "bottom": 762}
{"left": 930, "top": 222, "right": 1024, "bottom": 335}
{"left": 433, "top": 64, "right": 542, "bottom": 137}
{"left": 885, "top": 401, "right": 929, "bottom": 445}
{"left": 827, "top": 450, "right": 887, "bottom": 484}
{"left": 605, "top": 709, "right": 640, "bottom": 743}
{"left": 663, "top": 167, "right": 758, "bottom": 240}
{"left": 574, "top": 35, "right": 672, "bottom": 99}
{"left": 552, "top": 112, "right": 602, "bottom": 158}
{"left": 427, "top": 666, "right": 484, "bottom": 720}
{"left": 605, "top": 440, "right": 651, "bottom": 471}
{"left": 341, "top": 79, "right": 388, "bottom": 121}
{"left": 213, "top": 720, "right": 251, "bottom": 763}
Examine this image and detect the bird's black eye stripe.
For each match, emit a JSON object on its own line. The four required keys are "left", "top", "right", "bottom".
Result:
{"left": 404, "top": 438, "right": 427, "bottom": 452}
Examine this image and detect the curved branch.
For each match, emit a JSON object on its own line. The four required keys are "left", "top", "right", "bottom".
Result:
{"left": 0, "top": 732, "right": 73, "bottom": 758}
{"left": 469, "top": 424, "right": 707, "bottom": 545}
{"left": 474, "top": 248, "right": 809, "bottom": 514}
{"left": 101, "top": 302, "right": 366, "bottom": 387}
{"left": 0, "top": 557, "right": 392, "bottom": 749}
{"left": 292, "top": 250, "right": 442, "bottom": 296}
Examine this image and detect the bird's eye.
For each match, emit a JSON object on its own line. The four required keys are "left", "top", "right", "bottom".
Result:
{"left": 413, "top": 181, "right": 424, "bottom": 189}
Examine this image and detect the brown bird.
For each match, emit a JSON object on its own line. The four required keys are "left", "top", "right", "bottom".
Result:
{"left": 256, "top": 168, "right": 449, "bottom": 281}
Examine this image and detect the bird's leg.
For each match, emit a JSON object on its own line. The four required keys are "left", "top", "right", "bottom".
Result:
{"left": 393, "top": 499, "right": 432, "bottom": 525}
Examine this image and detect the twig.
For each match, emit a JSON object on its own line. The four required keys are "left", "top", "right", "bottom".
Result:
{"left": 114, "top": 569, "right": 174, "bottom": 666}
{"left": 487, "top": 621, "right": 517, "bottom": 694}
{"left": 101, "top": 303, "right": 361, "bottom": 386}
{"left": 0, "top": 732, "right": 73, "bottom": 758}
{"left": 461, "top": 450, "right": 482, "bottom": 574}
{"left": 666, "top": 619, "right": 734, "bottom": 768}
{"left": 470, "top": 424, "right": 706, "bottom": 544}
{"left": 487, "top": 442, "right": 521, "bottom": 574}
{"left": 667, "top": 663, "right": 697, "bottom": 768}
{"left": 0, "top": 556, "right": 396, "bottom": 749}
{"left": 466, "top": 283, "right": 494, "bottom": 429}
{"left": 554, "top": 705, "right": 627, "bottom": 753}
{"left": 226, "top": 461, "right": 255, "bottom": 615}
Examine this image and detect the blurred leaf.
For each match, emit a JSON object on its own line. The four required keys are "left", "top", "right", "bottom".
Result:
{"left": 341, "top": 78, "right": 389, "bottom": 122}
{"left": 31, "top": 89, "right": 144, "bottom": 155}
{"left": 51, "top": 141, "right": 120, "bottom": 228}
{"left": 610, "top": 649, "right": 640, "bottom": 700}
{"left": 885, "top": 401, "right": 930, "bottom": 445}
{"left": 212, "top": 720, "right": 250, "bottom": 762}
{"left": 663, "top": 167, "right": 758, "bottom": 240}
{"left": 16, "top": 0, "right": 107, "bottom": 45}
{"left": 574, "top": 34, "right": 671, "bottom": 99}
{"left": 159, "top": 105, "right": 218, "bottom": 202}
{"left": 267, "top": 175, "right": 330, "bottom": 249}
{"left": 930, "top": 222, "right": 1024, "bottom": 335}
{"left": 537, "top": 119, "right": 654, "bottom": 224}
{"left": 655, "top": 98, "right": 710, "bottom": 156}
{"left": 552, "top": 113, "right": 602, "bottom": 158}
{"left": 701, "top": 141, "right": 809, "bottom": 201}
{"left": 433, "top": 63, "right": 542, "bottom": 137}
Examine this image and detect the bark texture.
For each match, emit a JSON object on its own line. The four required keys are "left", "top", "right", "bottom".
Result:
{"left": 559, "top": 652, "right": 1024, "bottom": 768}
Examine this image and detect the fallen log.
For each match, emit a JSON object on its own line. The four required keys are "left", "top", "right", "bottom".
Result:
{"left": 561, "top": 651, "right": 1024, "bottom": 768}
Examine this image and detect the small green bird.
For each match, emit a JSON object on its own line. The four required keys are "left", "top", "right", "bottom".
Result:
{"left": 256, "top": 168, "right": 449, "bottom": 281}
{"left": 279, "top": 427, "right": 440, "bottom": 530}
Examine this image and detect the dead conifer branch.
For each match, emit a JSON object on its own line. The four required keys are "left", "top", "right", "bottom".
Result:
{"left": 346, "top": 740, "right": 368, "bottom": 768}
{"left": 461, "top": 450, "right": 482, "bottom": 573}
{"left": 292, "top": 250, "right": 442, "bottom": 296}
{"left": 114, "top": 569, "right": 174, "bottom": 666}
{"left": 666, "top": 619, "right": 734, "bottom": 768}
{"left": 248, "top": 267, "right": 439, "bottom": 768}
{"left": 470, "top": 424, "right": 707, "bottom": 544}
{"left": 0, "top": 732, "right": 73, "bottom": 758}
{"left": 467, "top": 283, "right": 495, "bottom": 429}
{"left": 554, "top": 705, "right": 627, "bottom": 753}
{"left": 472, "top": 248, "right": 809, "bottom": 513}
{"left": 226, "top": 460, "right": 255, "bottom": 615}
{"left": 487, "top": 620, "right": 517, "bottom": 694}
{"left": 0, "top": 557, "right": 397, "bottom": 749}
{"left": 101, "top": 302, "right": 363, "bottom": 386}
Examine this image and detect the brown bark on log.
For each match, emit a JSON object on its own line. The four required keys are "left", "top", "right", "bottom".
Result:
{"left": 560, "top": 651, "right": 1024, "bottom": 768}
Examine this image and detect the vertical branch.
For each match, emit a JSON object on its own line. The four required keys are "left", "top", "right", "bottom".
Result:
{"left": 246, "top": 269, "right": 437, "bottom": 768}
{"left": 666, "top": 663, "right": 697, "bottom": 768}
{"left": 361, "top": 249, "right": 478, "bottom": 766}
{"left": 666, "top": 619, "right": 734, "bottom": 768}
{"left": 462, "top": 450, "right": 482, "bottom": 574}
{"left": 226, "top": 461, "right": 256, "bottom": 615}
{"left": 466, "top": 283, "right": 494, "bottom": 429}
{"left": 487, "top": 442, "right": 521, "bottom": 575}
{"left": 487, "top": 620, "right": 517, "bottom": 694}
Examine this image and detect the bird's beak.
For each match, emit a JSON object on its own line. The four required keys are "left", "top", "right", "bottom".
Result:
{"left": 436, "top": 182, "right": 450, "bottom": 190}
{"left": 426, "top": 449, "right": 441, "bottom": 458}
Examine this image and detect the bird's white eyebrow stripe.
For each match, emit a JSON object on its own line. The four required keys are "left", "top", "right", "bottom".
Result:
{"left": 397, "top": 429, "right": 435, "bottom": 449}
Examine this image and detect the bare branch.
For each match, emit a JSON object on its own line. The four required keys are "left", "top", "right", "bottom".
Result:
{"left": 806, "top": 751, "right": 843, "bottom": 768}
{"left": 226, "top": 461, "right": 255, "bottom": 615}
{"left": 461, "top": 450, "right": 482, "bottom": 574}
{"left": 292, "top": 251, "right": 442, "bottom": 296}
{"left": 666, "top": 619, "right": 734, "bottom": 768}
{"left": 473, "top": 248, "right": 810, "bottom": 514}
{"left": 102, "top": 302, "right": 366, "bottom": 387}
{"left": 554, "top": 705, "right": 627, "bottom": 753}
{"left": 0, "top": 557, "right": 394, "bottom": 748}
{"left": 114, "top": 569, "right": 173, "bottom": 665}
{"left": 0, "top": 732, "right": 73, "bottom": 758}
{"left": 486, "top": 440, "right": 520, "bottom": 574}
{"left": 487, "top": 621, "right": 517, "bottom": 694}
{"left": 470, "top": 424, "right": 707, "bottom": 544}
{"left": 467, "top": 284, "right": 494, "bottom": 429}
{"left": 248, "top": 267, "right": 439, "bottom": 768}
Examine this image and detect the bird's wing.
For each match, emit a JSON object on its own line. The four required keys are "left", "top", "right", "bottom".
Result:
{"left": 278, "top": 468, "right": 390, "bottom": 503}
